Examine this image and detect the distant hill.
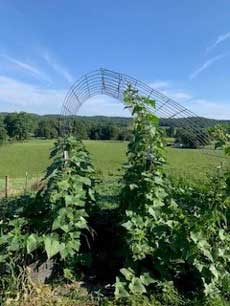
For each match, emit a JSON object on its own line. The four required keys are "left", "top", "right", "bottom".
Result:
{"left": 0, "top": 112, "right": 229, "bottom": 129}
{"left": 159, "top": 117, "right": 230, "bottom": 128}
{"left": 0, "top": 112, "right": 229, "bottom": 142}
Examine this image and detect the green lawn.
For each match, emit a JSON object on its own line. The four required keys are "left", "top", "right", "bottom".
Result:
{"left": 84, "top": 140, "right": 127, "bottom": 177}
{"left": 165, "top": 148, "right": 224, "bottom": 182}
{"left": 0, "top": 140, "right": 53, "bottom": 178}
{"left": 0, "top": 140, "right": 53, "bottom": 194}
{"left": 85, "top": 141, "right": 225, "bottom": 182}
{"left": 0, "top": 139, "right": 227, "bottom": 194}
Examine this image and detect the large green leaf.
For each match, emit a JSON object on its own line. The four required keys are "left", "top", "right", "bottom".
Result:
{"left": 27, "top": 234, "right": 40, "bottom": 254}
{"left": 129, "top": 277, "right": 147, "bottom": 295}
{"left": 77, "top": 176, "right": 91, "bottom": 186}
{"left": 115, "top": 277, "right": 129, "bottom": 298}
{"left": 44, "top": 236, "right": 62, "bottom": 259}
{"left": 120, "top": 267, "right": 135, "bottom": 281}
{"left": 140, "top": 272, "right": 155, "bottom": 286}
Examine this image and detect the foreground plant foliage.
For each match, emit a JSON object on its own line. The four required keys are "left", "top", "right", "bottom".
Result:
{"left": 209, "top": 124, "right": 230, "bottom": 156}
{"left": 0, "top": 87, "right": 229, "bottom": 306}
{"left": 115, "top": 86, "right": 230, "bottom": 303}
{"left": 0, "top": 137, "right": 96, "bottom": 300}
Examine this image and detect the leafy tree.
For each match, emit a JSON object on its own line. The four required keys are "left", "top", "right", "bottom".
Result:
{"left": 89, "top": 123, "right": 119, "bottom": 140}
{"left": 166, "top": 126, "right": 176, "bottom": 138}
{"left": 70, "top": 119, "right": 88, "bottom": 139}
{"left": 0, "top": 117, "right": 8, "bottom": 144}
{"left": 1, "top": 111, "right": 229, "bottom": 142}
{"left": 175, "top": 128, "right": 209, "bottom": 148}
{"left": 4, "top": 112, "right": 33, "bottom": 141}
{"left": 35, "top": 119, "right": 59, "bottom": 139}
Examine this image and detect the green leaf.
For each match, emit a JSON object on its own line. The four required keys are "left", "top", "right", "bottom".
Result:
{"left": 52, "top": 217, "right": 61, "bottom": 231}
{"left": 148, "top": 207, "right": 157, "bottom": 220}
{"left": 122, "top": 221, "right": 132, "bottom": 230}
{"left": 57, "top": 179, "right": 69, "bottom": 191}
{"left": 60, "top": 224, "right": 70, "bottom": 233}
{"left": 217, "top": 248, "right": 225, "bottom": 257}
{"left": 140, "top": 273, "right": 155, "bottom": 286}
{"left": 190, "top": 231, "right": 202, "bottom": 243}
{"left": 64, "top": 268, "right": 74, "bottom": 281}
{"left": 203, "top": 280, "right": 219, "bottom": 296}
{"left": 218, "top": 229, "right": 225, "bottom": 241}
{"left": 27, "top": 234, "right": 40, "bottom": 254}
{"left": 52, "top": 215, "right": 70, "bottom": 233}
{"left": 75, "top": 216, "right": 88, "bottom": 229}
{"left": 120, "top": 268, "right": 135, "bottom": 281}
{"left": 77, "top": 176, "right": 91, "bottom": 186}
{"left": 193, "top": 259, "right": 204, "bottom": 272}
{"left": 142, "top": 97, "right": 156, "bottom": 107}
{"left": 88, "top": 188, "right": 95, "bottom": 201}
{"left": 197, "top": 240, "right": 213, "bottom": 261}
{"left": 64, "top": 195, "right": 74, "bottom": 206}
{"left": 8, "top": 236, "right": 24, "bottom": 252}
{"left": 115, "top": 277, "right": 129, "bottom": 298}
{"left": 44, "top": 236, "right": 62, "bottom": 259}
{"left": 129, "top": 184, "right": 138, "bottom": 190}
{"left": 209, "top": 264, "right": 219, "bottom": 280}
{"left": 129, "top": 277, "right": 147, "bottom": 295}
{"left": 67, "top": 239, "right": 81, "bottom": 252}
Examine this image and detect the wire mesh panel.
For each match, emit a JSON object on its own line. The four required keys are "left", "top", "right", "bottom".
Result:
{"left": 62, "top": 68, "right": 212, "bottom": 148}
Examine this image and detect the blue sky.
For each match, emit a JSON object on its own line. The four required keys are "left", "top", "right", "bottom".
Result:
{"left": 0, "top": 0, "right": 229, "bottom": 119}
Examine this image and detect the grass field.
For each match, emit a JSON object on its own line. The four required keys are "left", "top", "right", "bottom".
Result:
{"left": 86, "top": 141, "right": 225, "bottom": 182}
{"left": 0, "top": 139, "right": 227, "bottom": 194}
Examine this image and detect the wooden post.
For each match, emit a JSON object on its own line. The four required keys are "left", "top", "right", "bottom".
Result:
{"left": 64, "top": 150, "right": 69, "bottom": 166}
{"left": 64, "top": 150, "right": 69, "bottom": 161}
{"left": 5, "top": 176, "right": 9, "bottom": 198}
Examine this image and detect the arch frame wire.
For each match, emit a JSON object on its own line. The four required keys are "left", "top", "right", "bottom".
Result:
{"left": 62, "top": 68, "right": 215, "bottom": 148}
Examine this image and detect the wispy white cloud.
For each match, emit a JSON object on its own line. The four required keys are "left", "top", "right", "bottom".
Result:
{"left": 148, "top": 80, "right": 192, "bottom": 103}
{"left": 72, "top": 92, "right": 230, "bottom": 119}
{"left": 0, "top": 73, "right": 229, "bottom": 119}
{"left": 0, "top": 75, "right": 65, "bottom": 113}
{"left": 148, "top": 81, "right": 170, "bottom": 90}
{"left": 80, "top": 81, "right": 192, "bottom": 117}
{"left": 78, "top": 95, "right": 130, "bottom": 117}
{"left": 189, "top": 53, "right": 227, "bottom": 79}
{"left": 0, "top": 75, "right": 130, "bottom": 116}
{"left": 162, "top": 90, "right": 192, "bottom": 103}
{"left": 186, "top": 99, "right": 230, "bottom": 120}
{"left": 148, "top": 79, "right": 230, "bottom": 119}
{"left": 40, "top": 51, "right": 74, "bottom": 83}
{"left": 0, "top": 54, "right": 51, "bottom": 83}
{"left": 207, "top": 32, "right": 230, "bottom": 52}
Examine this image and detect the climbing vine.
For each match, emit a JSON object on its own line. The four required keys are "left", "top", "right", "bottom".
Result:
{"left": 210, "top": 124, "right": 230, "bottom": 156}
{"left": 0, "top": 137, "right": 96, "bottom": 280}
{"left": 115, "top": 86, "right": 230, "bottom": 302}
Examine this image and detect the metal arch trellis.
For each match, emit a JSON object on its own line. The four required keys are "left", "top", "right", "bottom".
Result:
{"left": 61, "top": 68, "right": 211, "bottom": 148}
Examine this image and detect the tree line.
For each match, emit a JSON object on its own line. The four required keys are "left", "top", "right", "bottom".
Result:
{"left": 0, "top": 112, "right": 132, "bottom": 143}
{"left": 0, "top": 112, "right": 229, "bottom": 148}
